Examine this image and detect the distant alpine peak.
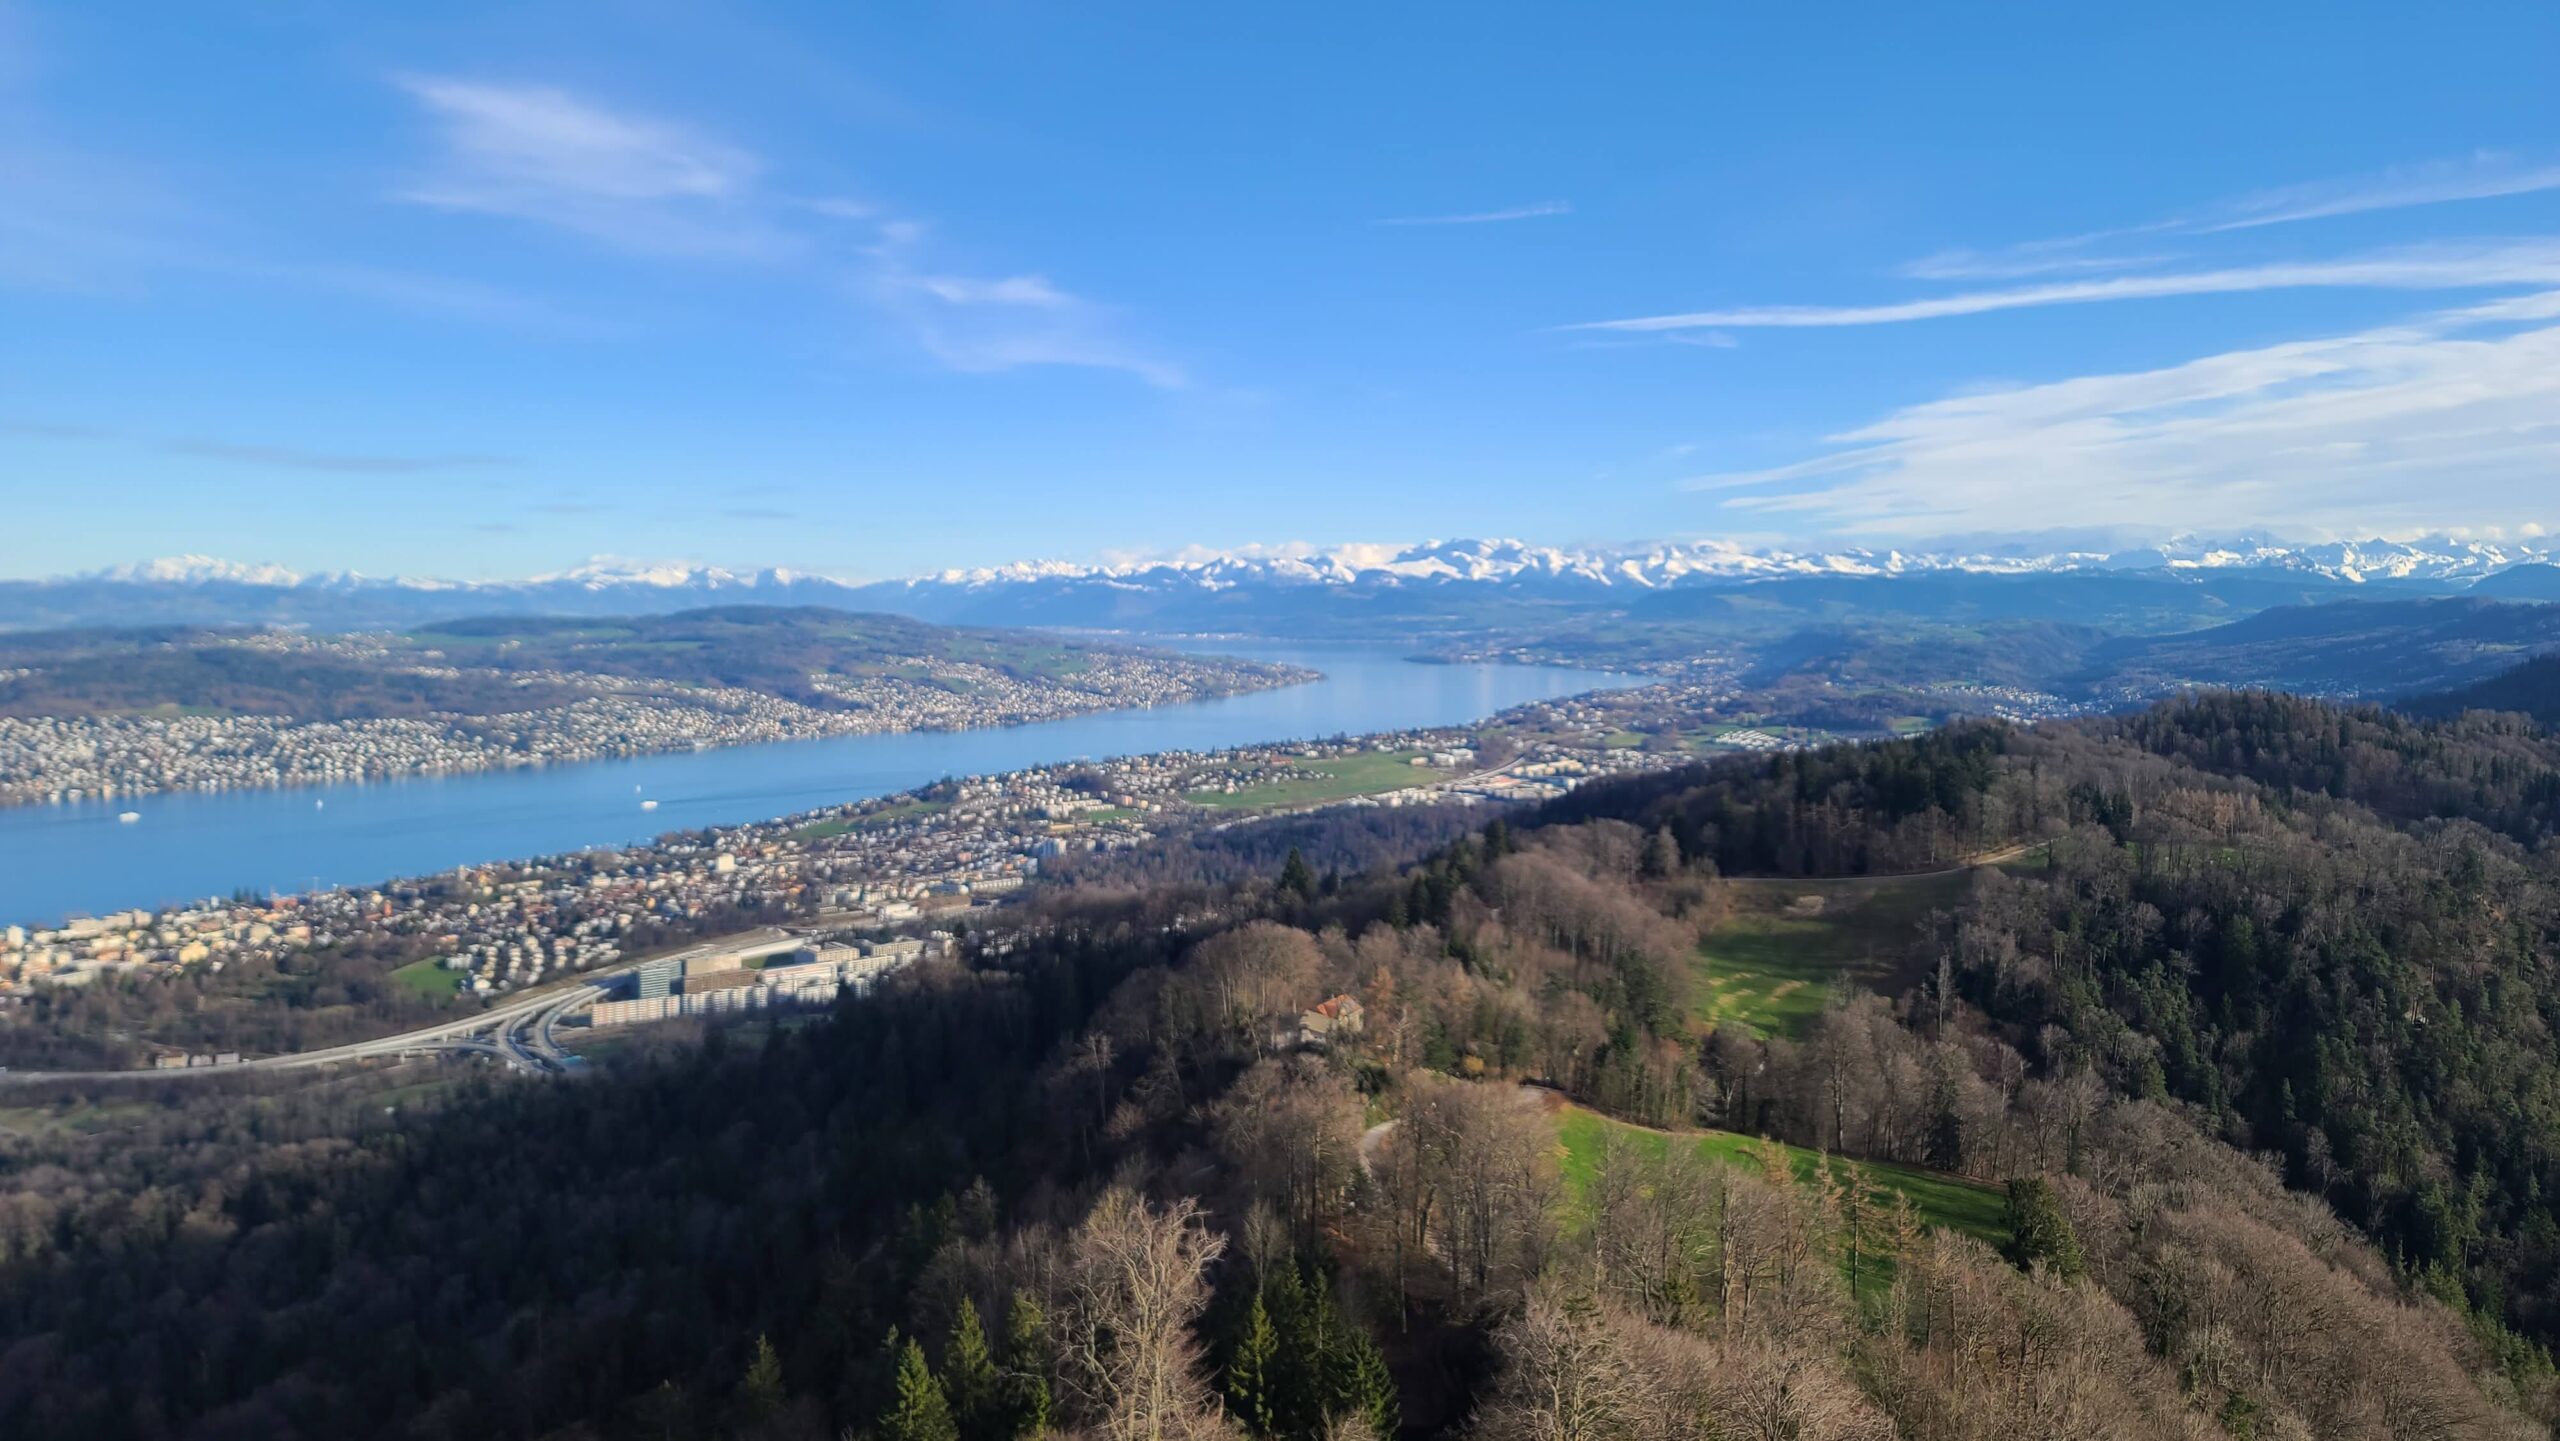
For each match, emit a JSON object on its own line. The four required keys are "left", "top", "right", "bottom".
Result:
{"left": 525, "top": 557, "right": 847, "bottom": 590}
{"left": 102, "top": 554, "right": 310, "bottom": 587}
{"left": 2140, "top": 534, "right": 2547, "bottom": 582}
{"left": 532, "top": 558, "right": 750, "bottom": 590}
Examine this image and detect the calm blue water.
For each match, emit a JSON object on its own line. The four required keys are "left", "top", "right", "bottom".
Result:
{"left": 0, "top": 646, "right": 1638, "bottom": 926}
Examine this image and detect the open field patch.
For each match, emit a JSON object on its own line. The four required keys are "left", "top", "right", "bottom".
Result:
{"left": 387, "top": 957, "right": 465, "bottom": 1000}
{"left": 1187, "top": 750, "right": 1445, "bottom": 811}
{"left": 1690, "top": 867, "right": 1969, "bottom": 1037}
{"left": 1551, "top": 1099, "right": 2007, "bottom": 1294}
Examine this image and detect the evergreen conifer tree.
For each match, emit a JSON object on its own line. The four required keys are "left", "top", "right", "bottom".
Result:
{"left": 1225, "top": 1291, "right": 1279, "bottom": 1435}
{"left": 737, "top": 1335, "right": 786, "bottom": 1427}
{"left": 1265, "top": 1263, "right": 1323, "bottom": 1440}
{"left": 1280, "top": 847, "right": 1316, "bottom": 900}
{"left": 2002, "top": 1177, "right": 2086, "bottom": 1280}
{"left": 1338, "top": 1325, "right": 1398, "bottom": 1441}
{"left": 1001, "top": 1292, "right": 1053, "bottom": 1439}
{"left": 944, "top": 1298, "right": 1001, "bottom": 1441}
{"left": 881, "top": 1338, "right": 958, "bottom": 1441}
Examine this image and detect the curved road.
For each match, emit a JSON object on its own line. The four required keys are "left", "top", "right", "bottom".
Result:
{"left": 0, "top": 928, "right": 793, "bottom": 1086}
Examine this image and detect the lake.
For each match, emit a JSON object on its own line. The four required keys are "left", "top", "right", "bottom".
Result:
{"left": 0, "top": 646, "right": 1641, "bottom": 926}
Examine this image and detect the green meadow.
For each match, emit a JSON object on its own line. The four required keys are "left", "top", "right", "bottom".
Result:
{"left": 1690, "top": 868, "right": 1971, "bottom": 1038}
{"left": 1186, "top": 750, "right": 1442, "bottom": 811}
{"left": 1552, "top": 1100, "right": 2008, "bottom": 1295}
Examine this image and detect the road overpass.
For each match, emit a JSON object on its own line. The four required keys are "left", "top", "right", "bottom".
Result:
{"left": 0, "top": 927, "right": 803, "bottom": 1086}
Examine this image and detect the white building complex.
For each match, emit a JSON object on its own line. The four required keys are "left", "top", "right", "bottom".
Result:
{"left": 586, "top": 937, "right": 923, "bottom": 1028}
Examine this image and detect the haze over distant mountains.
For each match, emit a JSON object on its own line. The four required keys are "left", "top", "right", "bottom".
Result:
{"left": 10, "top": 534, "right": 2560, "bottom": 636}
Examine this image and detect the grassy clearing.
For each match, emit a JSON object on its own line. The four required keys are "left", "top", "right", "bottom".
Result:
{"left": 1690, "top": 924, "right": 1840, "bottom": 1037}
{"left": 1187, "top": 750, "right": 1443, "bottom": 811}
{"left": 859, "top": 799, "right": 952, "bottom": 828}
{"left": 1690, "top": 869, "right": 1969, "bottom": 1039}
{"left": 1552, "top": 1102, "right": 2008, "bottom": 1288}
{"left": 797, "top": 800, "right": 954, "bottom": 840}
{"left": 367, "top": 1074, "right": 473, "bottom": 1112}
{"left": 0, "top": 1100, "right": 159, "bottom": 1138}
{"left": 387, "top": 957, "right": 465, "bottom": 1001}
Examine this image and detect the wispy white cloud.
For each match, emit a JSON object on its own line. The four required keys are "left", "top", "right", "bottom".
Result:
{"left": 1681, "top": 291, "right": 2560, "bottom": 536}
{"left": 1572, "top": 240, "right": 2560, "bottom": 331}
{"left": 2202, "top": 153, "right": 2560, "bottom": 232}
{"left": 798, "top": 196, "right": 880, "bottom": 222}
{"left": 1900, "top": 247, "right": 2179, "bottom": 281}
{"left": 1895, "top": 153, "right": 2560, "bottom": 283}
{"left": 398, "top": 77, "right": 755, "bottom": 202}
{"left": 393, "top": 76, "right": 791, "bottom": 259}
{"left": 390, "top": 75, "right": 1182, "bottom": 384}
{"left": 1379, "top": 200, "right": 1571, "bottom": 226}
{"left": 909, "top": 273, "right": 1076, "bottom": 308}
{"left": 857, "top": 222, "right": 1186, "bottom": 387}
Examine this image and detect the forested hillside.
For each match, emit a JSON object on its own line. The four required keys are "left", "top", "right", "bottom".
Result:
{"left": 3, "top": 693, "right": 2558, "bottom": 1438}
{"left": 2406, "top": 654, "right": 2560, "bottom": 727}
{"left": 2068, "top": 597, "right": 2560, "bottom": 698}
{"left": 1563, "top": 695, "right": 2560, "bottom": 1351}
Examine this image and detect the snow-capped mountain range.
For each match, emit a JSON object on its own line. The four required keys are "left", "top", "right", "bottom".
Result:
{"left": 68, "top": 534, "right": 2560, "bottom": 595}
{"left": 12, "top": 535, "right": 2560, "bottom": 636}
{"left": 900, "top": 534, "right": 2560, "bottom": 590}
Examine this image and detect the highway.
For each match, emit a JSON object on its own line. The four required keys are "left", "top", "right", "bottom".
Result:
{"left": 0, "top": 927, "right": 799, "bottom": 1086}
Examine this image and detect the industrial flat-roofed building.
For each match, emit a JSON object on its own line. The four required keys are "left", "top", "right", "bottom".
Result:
{"left": 633, "top": 956, "right": 681, "bottom": 1000}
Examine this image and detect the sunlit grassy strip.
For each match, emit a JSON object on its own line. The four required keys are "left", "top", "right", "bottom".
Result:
{"left": 0, "top": 1101, "right": 159, "bottom": 1138}
{"left": 1186, "top": 750, "right": 1441, "bottom": 811}
{"left": 1552, "top": 1103, "right": 2006, "bottom": 1247}
{"left": 793, "top": 799, "right": 953, "bottom": 841}
{"left": 387, "top": 957, "right": 465, "bottom": 1000}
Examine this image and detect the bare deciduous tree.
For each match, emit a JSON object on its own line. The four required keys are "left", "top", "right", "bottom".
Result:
{"left": 1212, "top": 1056, "right": 1365, "bottom": 1251}
{"left": 1388, "top": 1077, "right": 1560, "bottom": 1316}
{"left": 1056, "top": 1188, "right": 1236, "bottom": 1441}
{"left": 1470, "top": 1283, "right": 1650, "bottom": 1441}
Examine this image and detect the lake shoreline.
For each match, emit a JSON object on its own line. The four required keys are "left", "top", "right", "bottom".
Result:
{"left": 0, "top": 664, "right": 1319, "bottom": 813}
{"left": 0, "top": 648, "right": 1642, "bottom": 927}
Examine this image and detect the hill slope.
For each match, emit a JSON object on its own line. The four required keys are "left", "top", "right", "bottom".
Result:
{"left": 2404, "top": 653, "right": 2560, "bottom": 724}
{"left": 2072, "top": 596, "right": 2560, "bottom": 697}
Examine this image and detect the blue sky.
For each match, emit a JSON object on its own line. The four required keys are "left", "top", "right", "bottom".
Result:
{"left": 5, "top": 1, "right": 2559, "bottom": 580}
